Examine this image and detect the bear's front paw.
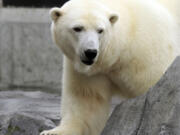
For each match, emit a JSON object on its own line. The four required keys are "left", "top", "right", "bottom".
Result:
{"left": 40, "top": 126, "right": 81, "bottom": 135}
{"left": 40, "top": 128, "right": 61, "bottom": 135}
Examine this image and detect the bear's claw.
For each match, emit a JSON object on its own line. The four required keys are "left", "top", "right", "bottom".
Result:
{"left": 40, "top": 130, "right": 58, "bottom": 135}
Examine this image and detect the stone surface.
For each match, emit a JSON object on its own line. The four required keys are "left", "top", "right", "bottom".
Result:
{"left": 0, "top": 8, "right": 63, "bottom": 93}
{"left": 0, "top": 91, "right": 61, "bottom": 135}
{"left": 102, "top": 56, "right": 180, "bottom": 135}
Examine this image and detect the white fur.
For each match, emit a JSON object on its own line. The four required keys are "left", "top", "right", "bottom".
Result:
{"left": 40, "top": 0, "right": 180, "bottom": 135}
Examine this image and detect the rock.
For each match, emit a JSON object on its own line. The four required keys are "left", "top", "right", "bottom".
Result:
{"left": 0, "top": 91, "right": 61, "bottom": 135}
{"left": 102, "top": 56, "right": 180, "bottom": 135}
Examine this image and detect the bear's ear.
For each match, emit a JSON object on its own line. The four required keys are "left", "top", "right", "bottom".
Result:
{"left": 50, "top": 7, "right": 62, "bottom": 22}
{"left": 109, "top": 13, "right": 119, "bottom": 25}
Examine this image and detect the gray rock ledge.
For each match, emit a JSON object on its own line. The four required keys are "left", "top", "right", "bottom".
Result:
{"left": 102, "top": 56, "right": 180, "bottom": 135}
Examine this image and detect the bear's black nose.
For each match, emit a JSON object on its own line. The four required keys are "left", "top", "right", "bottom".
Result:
{"left": 84, "top": 49, "right": 97, "bottom": 60}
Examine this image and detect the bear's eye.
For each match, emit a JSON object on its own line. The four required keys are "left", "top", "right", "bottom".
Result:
{"left": 73, "top": 26, "right": 84, "bottom": 32}
{"left": 97, "top": 28, "right": 104, "bottom": 34}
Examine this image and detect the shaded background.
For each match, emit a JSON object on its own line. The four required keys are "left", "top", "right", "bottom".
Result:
{"left": 0, "top": 0, "right": 69, "bottom": 93}
{"left": 3, "top": 0, "right": 66, "bottom": 7}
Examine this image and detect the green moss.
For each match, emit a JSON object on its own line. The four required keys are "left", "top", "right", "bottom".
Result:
{"left": 5, "top": 125, "right": 22, "bottom": 135}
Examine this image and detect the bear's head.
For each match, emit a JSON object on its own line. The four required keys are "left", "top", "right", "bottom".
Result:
{"left": 50, "top": 0, "right": 118, "bottom": 74}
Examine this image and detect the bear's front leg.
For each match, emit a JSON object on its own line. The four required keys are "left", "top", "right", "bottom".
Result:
{"left": 40, "top": 60, "right": 112, "bottom": 135}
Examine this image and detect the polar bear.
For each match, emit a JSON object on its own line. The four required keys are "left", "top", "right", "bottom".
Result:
{"left": 40, "top": 0, "right": 180, "bottom": 135}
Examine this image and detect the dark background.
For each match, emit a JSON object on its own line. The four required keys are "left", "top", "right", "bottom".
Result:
{"left": 3, "top": 0, "right": 68, "bottom": 7}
